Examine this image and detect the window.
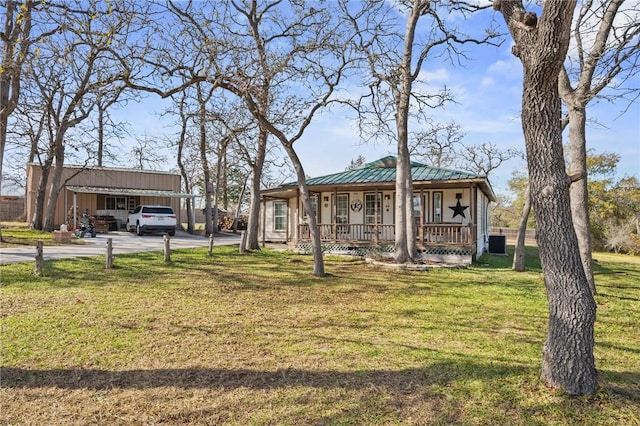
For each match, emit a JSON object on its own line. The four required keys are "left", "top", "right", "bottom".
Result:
{"left": 364, "top": 193, "right": 381, "bottom": 225}
{"left": 412, "top": 195, "right": 421, "bottom": 220}
{"left": 413, "top": 194, "right": 429, "bottom": 225}
{"left": 433, "top": 192, "right": 443, "bottom": 223}
{"left": 273, "top": 201, "right": 287, "bottom": 231}
{"left": 106, "top": 196, "right": 127, "bottom": 210}
{"left": 335, "top": 194, "right": 349, "bottom": 233}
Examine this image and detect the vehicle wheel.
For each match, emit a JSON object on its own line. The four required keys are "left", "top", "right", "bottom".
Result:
{"left": 168, "top": 230, "right": 175, "bottom": 236}
{"left": 136, "top": 223, "right": 144, "bottom": 236}
{"left": 91, "top": 231, "right": 97, "bottom": 238}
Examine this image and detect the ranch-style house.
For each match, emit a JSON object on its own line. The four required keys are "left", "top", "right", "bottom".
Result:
{"left": 259, "top": 156, "right": 496, "bottom": 262}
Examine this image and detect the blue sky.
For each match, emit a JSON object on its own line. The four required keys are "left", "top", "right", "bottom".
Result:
{"left": 111, "top": 2, "right": 639, "bottom": 198}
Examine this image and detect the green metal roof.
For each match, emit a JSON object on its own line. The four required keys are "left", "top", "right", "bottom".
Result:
{"left": 263, "top": 156, "right": 496, "bottom": 201}
{"left": 293, "top": 156, "right": 484, "bottom": 186}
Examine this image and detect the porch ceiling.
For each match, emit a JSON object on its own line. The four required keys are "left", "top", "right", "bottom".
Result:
{"left": 66, "top": 185, "right": 199, "bottom": 198}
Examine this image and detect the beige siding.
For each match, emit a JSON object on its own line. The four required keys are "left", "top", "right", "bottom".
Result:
{"left": 26, "top": 164, "right": 183, "bottom": 228}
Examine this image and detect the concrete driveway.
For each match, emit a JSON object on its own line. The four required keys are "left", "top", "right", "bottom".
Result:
{"left": 0, "top": 230, "right": 242, "bottom": 265}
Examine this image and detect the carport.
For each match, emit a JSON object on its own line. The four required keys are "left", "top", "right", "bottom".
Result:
{"left": 65, "top": 186, "right": 199, "bottom": 229}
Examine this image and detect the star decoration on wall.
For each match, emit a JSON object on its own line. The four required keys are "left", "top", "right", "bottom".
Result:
{"left": 449, "top": 200, "right": 469, "bottom": 219}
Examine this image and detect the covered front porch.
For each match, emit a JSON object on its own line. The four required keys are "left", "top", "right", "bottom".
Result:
{"left": 293, "top": 222, "right": 478, "bottom": 264}
{"left": 298, "top": 222, "right": 475, "bottom": 247}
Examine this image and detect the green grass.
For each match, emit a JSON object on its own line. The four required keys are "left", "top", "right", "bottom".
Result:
{"left": 1, "top": 245, "right": 638, "bottom": 425}
{"left": 0, "top": 224, "right": 88, "bottom": 248}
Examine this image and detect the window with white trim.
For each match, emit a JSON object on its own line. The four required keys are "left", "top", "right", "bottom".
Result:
{"left": 364, "top": 193, "right": 381, "bottom": 225}
{"left": 335, "top": 194, "right": 349, "bottom": 233}
{"left": 273, "top": 201, "right": 287, "bottom": 231}
{"left": 433, "top": 192, "right": 443, "bottom": 223}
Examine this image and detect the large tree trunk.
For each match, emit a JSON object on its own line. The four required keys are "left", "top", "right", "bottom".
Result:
{"left": 31, "top": 157, "right": 54, "bottom": 230}
{"left": 245, "top": 129, "right": 267, "bottom": 250}
{"left": 233, "top": 175, "right": 248, "bottom": 234}
{"left": 197, "top": 86, "right": 213, "bottom": 236}
{"left": 394, "top": 136, "right": 411, "bottom": 263}
{"left": 281, "top": 142, "right": 325, "bottom": 276}
{"left": 176, "top": 127, "right": 194, "bottom": 234}
{"left": 527, "top": 77, "right": 598, "bottom": 396}
{"left": 497, "top": 0, "right": 598, "bottom": 395}
{"left": 43, "top": 137, "right": 65, "bottom": 232}
{"left": 567, "top": 106, "right": 596, "bottom": 295}
{"left": 512, "top": 184, "right": 531, "bottom": 271}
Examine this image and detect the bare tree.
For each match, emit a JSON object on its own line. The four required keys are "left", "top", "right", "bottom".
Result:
{"left": 173, "top": 93, "right": 195, "bottom": 233}
{"left": 494, "top": 0, "right": 598, "bottom": 395}
{"left": 213, "top": 0, "right": 360, "bottom": 276}
{"left": 130, "top": 135, "right": 167, "bottom": 170}
{"left": 13, "top": 1, "right": 146, "bottom": 230}
{"left": 207, "top": 101, "right": 256, "bottom": 235}
{"left": 347, "top": 0, "right": 499, "bottom": 263}
{"left": 559, "top": 0, "right": 640, "bottom": 296}
{"left": 92, "top": 88, "right": 130, "bottom": 167}
{"left": 0, "top": 1, "right": 60, "bottom": 238}
{"left": 345, "top": 155, "right": 367, "bottom": 171}
{"left": 410, "top": 120, "right": 464, "bottom": 168}
{"left": 456, "top": 142, "right": 519, "bottom": 176}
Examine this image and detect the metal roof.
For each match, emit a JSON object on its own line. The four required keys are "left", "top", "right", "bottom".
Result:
{"left": 304, "top": 156, "right": 481, "bottom": 185}
{"left": 264, "top": 156, "right": 496, "bottom": 201}
{"left": 66, "top": 186, "right": 199, "bottom": 198}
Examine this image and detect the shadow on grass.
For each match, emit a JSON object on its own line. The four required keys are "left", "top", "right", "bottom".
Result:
{"left": 1, "top": 361, "right": 529, "bottom": 391}
{"left": 3, "top": 364, "right": 637, "bottom": 401}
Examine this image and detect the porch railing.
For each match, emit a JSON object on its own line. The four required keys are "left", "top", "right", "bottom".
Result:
{"left": 298, "top": 223, "right": 475, "bottom": 245}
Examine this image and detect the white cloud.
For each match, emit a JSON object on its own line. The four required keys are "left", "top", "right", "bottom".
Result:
{"left": 480, "top": 77, "right": 494, "bottom": 89}
{"left": 487, "top": 57, "right": 521, "bottom": 76}
{"left": 418, "top": 67, "right": 450, "bottom": 83}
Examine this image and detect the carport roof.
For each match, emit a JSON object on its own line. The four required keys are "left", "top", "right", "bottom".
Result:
{"left": 66, "top": 185, "right": 199, "bottom": 198}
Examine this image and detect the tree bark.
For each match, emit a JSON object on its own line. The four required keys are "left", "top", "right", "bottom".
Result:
{"left": 43, "top": 135, "right": 66, "bottom": 232}
{"left": 512, "top": 184, "right": 531, "bottom": 272}
{"left": 566, "top": 105, "right": 596, "bottom": 295}
{"left": 555, "top": 0, "right": 629, "bottom": 297}
{"left": 281, "top": 142, "right": 325, "bottom": 276}
{"left": 176, "top": 96, "right": 194, "bottom": 234}
{"left": 496, "top": 0, "right": 598, "bottom": 395}
{"left": 245, "top": 129, "right": 267, "bottom": 250}
{"left": 197, "top": 84, "right": 213, "bottom": 236}
{"left": 31, "top": 156, "right": 54, "bottom": 230}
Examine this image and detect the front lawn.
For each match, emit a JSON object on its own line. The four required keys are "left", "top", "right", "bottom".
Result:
{"left": 1, "top": 246, "right": 638, "bottom": 425}
{"left": 0, "top": 224, "right": 88, "bottom": 248}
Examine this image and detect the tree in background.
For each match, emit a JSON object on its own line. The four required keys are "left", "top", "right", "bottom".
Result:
{"left": 495, "top": 0, "right": 598, "bottom": 394}
{"left": 456, "top": 142, "right": 519, "bottom": 177}
{"left": 130, "top": 136, "right": 167, "bottom": 170}
{"left": 345, "top": 155, "right": 367, "bottom": 171}
{"left": 587, "top": 151, "right": 640, "bottom": 254}
{"left": 19, "top": 1, "right": 139, "bottom": 231}
{"left": 559, "top": 0, "right": 640, "bottom": 295}
{"left": 410, "top": 120, "right": 463, "bottom": 169}
{"left": 1, "top": 1, "right": 61, "bottom": 238}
